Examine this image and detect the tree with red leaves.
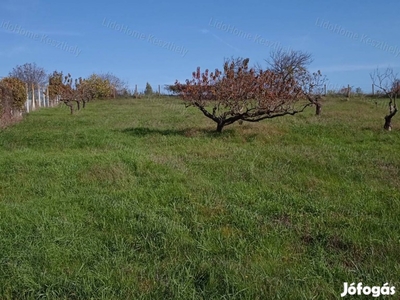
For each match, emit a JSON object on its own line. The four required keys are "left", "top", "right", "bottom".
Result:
{"left": 174, "top": 51, "right": 324, "bottom": 132}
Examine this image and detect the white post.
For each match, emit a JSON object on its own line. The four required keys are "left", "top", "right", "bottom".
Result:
{"left": 31, "top": 83, "right": 35, "bottom": 111}
{"left": 37, "top": 84, "right": 41, "bottom": 108}
{"left": 25, "top": 83, "right": 29, "bottom": 113}
{"left": 46, "top": 87, "right": 48, "bottom": 107}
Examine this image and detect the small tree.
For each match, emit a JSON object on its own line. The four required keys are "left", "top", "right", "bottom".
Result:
{"left": 9, "top": 63, "right": 47, "bottom": 86}
{"left": 48, "top": 72, "right": 87, "bottom": 114}
{"left": 98, "top": 72, "right": 128, "bottom": 98}
{"left": 370, "top": 68, "right": 399, "bottom": 130}
{"left": 144, "top": 82, "right": 153, "bottom": 96}
{"left": 48, "top": 71, "right": 65, "bottom": 99}
{"left": 174, "top": 53, "right": 324, "bottom": 132}
{"left": 355, "top": 87, "right": 363, "bottom": 95}
{"left": 338, "top": 85, "right": 352, "bottom": 98}
{"left": 48, "top": 72, "right": 77, "bottom": 114}
{"left": 84, "top": 74, "right": 113, "bottom": 100}
{"left": 266, "top": 49, "right": 326, "bottom": 115}
{"left": 0, "top": 77, "right": 26, "bottom": 110}
{"left": 0, "top": 77, "right": 26, "bottom": 126}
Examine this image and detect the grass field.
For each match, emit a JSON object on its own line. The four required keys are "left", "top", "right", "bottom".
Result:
{"left": 0, "top": 96, "right": 399, "bottom": 299}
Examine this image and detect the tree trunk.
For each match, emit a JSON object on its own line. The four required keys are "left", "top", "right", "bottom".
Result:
{"left": 383, "top": 108, "right": 397, "bottom": 131}
{"left": 216, "top": 121, "right": 225, "bottom": 133}
{"left": 315, "top": 102, "right": 322, "bottom": 115}
{"left": 75, "top": 100, "right": 80, "bottom": 111}
{"left": 64, "top": 101, "right": 74, "bottom": 114}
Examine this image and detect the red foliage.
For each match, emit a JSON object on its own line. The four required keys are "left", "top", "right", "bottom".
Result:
{"left": 175, "top": 57, "right": 322, "bottom": 132}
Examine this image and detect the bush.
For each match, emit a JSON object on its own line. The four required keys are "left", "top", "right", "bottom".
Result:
{"left": 0, "top": 77, "right": 26, "bottom": 110}
{"left": 0, "top": 77, "right": 26, "bottom": 127}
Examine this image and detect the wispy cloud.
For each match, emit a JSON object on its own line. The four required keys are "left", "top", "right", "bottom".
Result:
{"left": 0, "top": 27, "right": 83, "bottom": 37}
{"left": 34, "top": 30, "right": 83, "bottom": 37}
{"left": 199, "top": 27, "right": 240, "bottom": 52}
{"left": 0, "top": 46, "right": 26, "bottom": 57}
{"left": 315, "top": 63, "right": 400, "bottom": 73}
{"left": 0, "top": 0, "right": 39, "bottom": 13}
{"left": 210, "top": 33, "right": 240, "bottom": 52}
{"left": 1, "top": 3, "right": 26, "bottom": 12}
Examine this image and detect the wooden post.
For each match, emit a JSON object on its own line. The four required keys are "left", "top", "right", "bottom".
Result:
{"left": 46, "top": 87, "right": 50, "bottom": 107}
{"left": 134, "top": 84, "right": 138, "bottom": 97}
{"left": 158, "top": 85, "right": 161, "bottom": 96}
{"left": 347, "top": 84, "right": 350, "bottom": 98}
{"left": 372, "top": 84, "right": 374, "bottom": 95}
{"left": 324, "top": 84, "right": 326, "bottom": 96}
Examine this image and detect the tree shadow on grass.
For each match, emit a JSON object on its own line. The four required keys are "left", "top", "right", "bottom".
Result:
{"left": 120, "top": 127, "right": 236, "bottom": 138}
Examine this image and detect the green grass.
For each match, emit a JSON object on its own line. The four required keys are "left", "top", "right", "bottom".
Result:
{"left": 0, "top": 96, "right": 399, "bottom": 299}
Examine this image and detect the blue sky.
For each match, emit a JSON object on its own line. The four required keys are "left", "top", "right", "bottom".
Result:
{"left": 1, "top": 0, "right": 399, "bottom": 93}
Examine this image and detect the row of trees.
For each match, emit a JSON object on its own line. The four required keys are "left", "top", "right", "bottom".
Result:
{"left": 47, "top": 72, "right": 117, "bottom": 114}
{"left": 2, "top": 54, "right": 398, "bottom": 131}
{"left": 8, "top": 63, "right": 130, "bottom": 98}
{"left": 0, "top": 63, "right": 131, "bottom": 117}
{"left": 169, "top": 50, "right": 398, "bottom": 132}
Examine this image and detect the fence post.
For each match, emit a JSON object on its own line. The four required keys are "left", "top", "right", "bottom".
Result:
{"left": 31, "top": 83, "right": 35, "bottom": 111}
{"left": 25, "top": 83, "right": 29, "bottom": 113}
{"left": 37, "top": 84, "right": 41, "bottom": 108}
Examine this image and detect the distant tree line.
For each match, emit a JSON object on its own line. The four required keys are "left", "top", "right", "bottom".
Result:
{"left": 0, "top": 63, "right": 131, "bottom": 120}
{"left": 1, "top": 57, "right": 399, "bottom": 132}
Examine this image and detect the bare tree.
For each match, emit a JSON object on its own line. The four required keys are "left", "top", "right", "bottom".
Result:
{"left": 370, "top": 68, "right": 399, "bottom": 130}
{"left": 266, "top": 49, "right": 325, "bottom": 115}
{"left": 9, "top": 63, "right": 47, "bottom": 86}
{"left": 144, "top": 82, "right": 154, "bottom": 96}
{"left": 98, "top": 72, "right": 128, "bottom": 98}
{"left": 267, "top": 49, "right": 313, "bottom": 79}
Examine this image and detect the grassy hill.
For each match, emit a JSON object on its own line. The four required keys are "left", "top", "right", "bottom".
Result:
{"left": 0, "top": 96, "right": 399, "bottom": 299}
